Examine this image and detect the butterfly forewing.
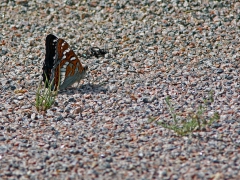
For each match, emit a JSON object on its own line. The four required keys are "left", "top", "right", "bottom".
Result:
{"left": 52, "top": 38, "right": 86, "bottom": 90}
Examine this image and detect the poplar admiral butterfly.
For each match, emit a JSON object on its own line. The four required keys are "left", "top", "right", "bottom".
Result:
{"left": 42, "top": 34, "right": 88, "bottom": 90}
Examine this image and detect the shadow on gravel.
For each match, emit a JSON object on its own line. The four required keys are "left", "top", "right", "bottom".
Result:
{"left": 58, "top": 83, "right": 108, "bottom": 95}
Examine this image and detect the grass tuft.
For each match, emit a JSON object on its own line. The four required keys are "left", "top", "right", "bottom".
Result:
{"left": 35, "top": 78, "right": 58, "bottom": 111}
{"left": 150, "top": 92, "right": 220, "bottom": 136}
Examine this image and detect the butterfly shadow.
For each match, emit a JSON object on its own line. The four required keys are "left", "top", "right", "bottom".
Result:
{"left": 57, "top": 83, "right": 108, "bottom": 95}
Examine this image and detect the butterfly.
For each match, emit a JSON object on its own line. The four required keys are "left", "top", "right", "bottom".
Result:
{"left": 42, "top": 34, "right": 88, "bottom": 90}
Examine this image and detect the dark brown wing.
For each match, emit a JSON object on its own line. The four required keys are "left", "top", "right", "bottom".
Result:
{"left": 42, "top": 34, "right": 58, "bottom": 85}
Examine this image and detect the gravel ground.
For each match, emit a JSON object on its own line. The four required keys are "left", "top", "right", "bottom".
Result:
{"left": 0, "top": 0, "right": 239, "bottom": 179}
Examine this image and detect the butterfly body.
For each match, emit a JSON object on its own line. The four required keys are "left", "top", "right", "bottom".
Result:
{"left": 42, "top": 34, "right": 88, "bottom": 90}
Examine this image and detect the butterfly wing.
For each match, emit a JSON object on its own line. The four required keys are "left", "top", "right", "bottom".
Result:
{"left": 42, "top": 34, "right": 58, "bottom": 85}
{"left": 51, "top": 38, "right": 87, "bottom": 90}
